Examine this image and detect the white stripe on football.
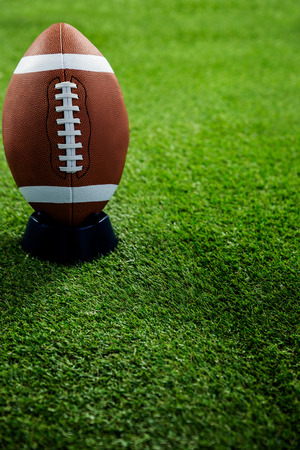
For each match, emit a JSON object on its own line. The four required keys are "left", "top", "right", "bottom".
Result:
{"left": 14, "top": 53, "right": 114, "bottom": 74}
{"left": 19, "top": 184, "right": 118, "bottom": 204}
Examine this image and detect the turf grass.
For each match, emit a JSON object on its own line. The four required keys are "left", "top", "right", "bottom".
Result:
{"left": 0, "top": 0, "right": 299, "bottom": 448}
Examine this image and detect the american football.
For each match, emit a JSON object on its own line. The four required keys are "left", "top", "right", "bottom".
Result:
{"left": 2, "top": 23, "right": 129, "bottom": 226}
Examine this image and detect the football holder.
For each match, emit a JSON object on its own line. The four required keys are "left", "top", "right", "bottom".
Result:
{"left": 21, "top": 211, "right": 117, "bottom": 263}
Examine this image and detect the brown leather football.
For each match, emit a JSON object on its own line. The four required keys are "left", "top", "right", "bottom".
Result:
{"left": 2, "top": 23, "right": 129, "bottom": 226}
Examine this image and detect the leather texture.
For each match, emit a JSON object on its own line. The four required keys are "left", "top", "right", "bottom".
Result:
{"left": 2, "top": 23, "right": 129, "bottom": 226}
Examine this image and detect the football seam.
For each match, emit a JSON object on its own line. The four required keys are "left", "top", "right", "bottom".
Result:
{"left": 61, "top": 22, "right": 72, "bottom": 224}
{"left": 72, "top": 75, "right": 92, "bottom": 179}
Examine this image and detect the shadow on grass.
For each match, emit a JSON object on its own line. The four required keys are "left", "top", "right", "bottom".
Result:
{"left": 0, "top": 226, "right": 66, "bottom": 306}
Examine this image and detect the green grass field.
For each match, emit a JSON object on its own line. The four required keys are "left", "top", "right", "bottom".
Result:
{"left": 0, "top": 0, "right": 299, "bottom": 448}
